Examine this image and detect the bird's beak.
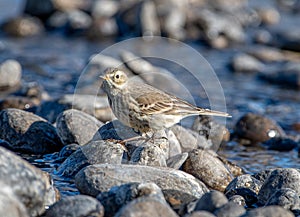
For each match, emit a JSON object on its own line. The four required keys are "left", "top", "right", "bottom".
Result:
{"left": 99, "top": 75, "right": 108, "bottom": 80}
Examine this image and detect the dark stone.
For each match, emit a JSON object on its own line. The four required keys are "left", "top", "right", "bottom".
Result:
{"left": 0, "top": 108, "right": 63, "bottom": 154}
{"left": 263, "top": 137, "right": 298, "bottom": 151}
{"left": 228, "top": 195, "right": 246, "bottom": 207}
{"left": 75, "top": 164, "right": 208, "bottom": 198}
{"left": 214, "top": 201, "right": 246, "bottom": 217}
{"left": 225, "top": 174, "right": 262, "bottom": 206}
{"left": 56, "top": 109, "right": 103, "bottom": 146}
{"left": 265, "top": 188, "right": 300, "bottom": 211}
{"left": 258, "top": 168, "right": 300, "bottom": 205}
{"left": 235, "top": 113, "right": 285, "bottom": 143}
{"left": 273, "top": 29, "right": 300, "bottom": 52}
{"left": 24, "top": 0, "right": 54, "bottom": 18}
{"left": 45, "top": 195, "right": 104, "bottom": 217}
{"left": 58, "top": 143, "right": 80, "bottom": 159}
{"left": 167, "top": 152, "right": 189, "bottom": 169}
{"left": 194, "top": 191, "right": 228, "bottom": 213}
{"left": 242, "top": 205, "right": 294, "bottom": 217}
{"left": 252, "top": 168, "right": 275, "bottom": 183}
{"left": 97, "top": 182, "right": 166, "bottom": 217}
{"left": 0, "top": 146, "right": 57, "bottom": 216}
{"left": 0, "top": 59, "right": 22, "bottom": 89}
{"left": 57, "top": 140, "right": 124, "bottom": 177}
{"left": 182, "top": 149, "right": 232, "bottom": 191}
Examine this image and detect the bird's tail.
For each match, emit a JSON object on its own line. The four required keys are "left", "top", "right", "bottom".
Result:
{"left": 197, "top": 108, "right": 232, "bottom": 117}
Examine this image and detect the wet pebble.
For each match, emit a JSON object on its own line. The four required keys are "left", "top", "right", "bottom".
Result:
{"left": 56, "top": 109, "right": 103, "bottom": 146}
{"left": 258, "top": 168, "right": 300, "bottom": 205}
{"left": 75, "top": 164, "right": 208, "bottom": 198}
{"left": 91, "top": 0, "right": 119, "bottom": 18}
{"left": 263, "top": 137, "right": 298, "bottom": 151}
{"left": 194, "top": 191, "right": 228, "bottom": 213}
{"left": 214, "top": 201, "right": 246, "bottom": 217}
{"left": 235, "top": 113, "right": 285, "bottom": 143}
{"left": 228, "top": 195, "right": 246, "bottom": 207}
{"left": 187, "top": 211, "right": 216, "bottom": 217}
{"left": 265, "top": 188, "right": 300, "bottom": 211}
{"left": 225, "top": 174, "right": 261, "bottom": 206}
{"left": 257, "top": 7, "right": 280, "bottom": 25}
{"left": 0, "top": 108, "right": 63, "bottom": 154}
{"left": 0, "top": 146, "right": 57, "bottom": 216}
{"left": 65, "top": 10, "right": 92, "bottom": 34}
{"left": 57, "top": 140, "right": 124, "bottom": 177}
{"left": 182, "top": 149, "right": 233, "bottom": 191}
{"left": 273, "top": 29, "right": 300, "bottom": 52}
{"left": 231, "top": 53, "right": 264, "bottom": 73}
{"left": 247, "top": 46, "right": 285, "bottom": 62}
{"left": 2, "top": 16, "right": 44, "bottom": 37}
{"left": 242, "top": 205, "right": 294, "bottom": 217}
{"left": 0, "top": 59, "right": 22, "bottom": 89}
{"left": 45, "top": 195, "right": 104, "bottom": 217}
{"left": 58, "top": 143, "right": 80, "bottom": 159}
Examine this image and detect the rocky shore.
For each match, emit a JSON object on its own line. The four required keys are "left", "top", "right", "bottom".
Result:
{"left": 1, "top": 0, "right": 300, "bottom": 216}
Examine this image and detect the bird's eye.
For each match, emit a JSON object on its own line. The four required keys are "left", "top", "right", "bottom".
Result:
{"left": 115, "top": 74, "right": 120, "bottom": 79}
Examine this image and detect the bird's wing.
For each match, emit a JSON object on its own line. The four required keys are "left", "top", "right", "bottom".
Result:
{"left": 130, "top": 83, "right": 175, "bottom": 115}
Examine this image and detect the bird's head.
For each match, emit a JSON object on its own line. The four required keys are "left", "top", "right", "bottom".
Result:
{"left": 101, "top": 68, "right": 128, "bottom": 94}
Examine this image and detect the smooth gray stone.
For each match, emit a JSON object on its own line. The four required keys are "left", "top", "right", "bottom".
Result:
{"left": 242, "top": 205, "right": 294, "bottom": 217}
{"left": 56, "top": 109, "right": 103, "bottom": 146}
{"left": 75, "top": 164, "right": 208, "bottom": 198}
{"left": 194, "top": 191, "right": 228, "bottom": 213}
{"left": 0, "top": 59, "right": 22, "bottom": 88}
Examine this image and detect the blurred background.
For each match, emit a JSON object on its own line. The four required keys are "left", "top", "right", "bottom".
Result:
{"left": 0, "top": 0, "right": 300, "bottom": 187}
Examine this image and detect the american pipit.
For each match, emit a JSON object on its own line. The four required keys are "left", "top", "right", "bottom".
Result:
{"left": 101, "top": 68, "right": 231, "bottom": 137}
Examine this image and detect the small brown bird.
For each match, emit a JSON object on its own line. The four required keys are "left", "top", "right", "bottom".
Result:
{"left": 101, "top": 68, "right": 231, "bottom": 137}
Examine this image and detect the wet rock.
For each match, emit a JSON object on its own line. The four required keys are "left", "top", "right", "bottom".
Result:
{"left": 130, "top": 143, "right": 167, "bottom": 167}
{"left": 225, "top": 174, "right": 261, "bottom": 206}
{"left": 0, "top": 59, "right": 22, "bottom": 89}
{"left": 214, "top": 201, "right": 246, "bottom": 217}
{"left": 167, "top": 152, "right": 188, "bottom": 169}
{"left": 2, "top": 16, "right": 44, "bottom": 37}
{"left": 258, "top": 168, "right": 300, "bottom": 205}
{"left": 182, "top": 149, "right": 232, "bottom": 191}
{"left": 45, "top": 195, "right": 104, "bottom": 217}
{"left": 59, "top": 94, "right": 113, "bottom": 122}
{"left": 52, "top": 0, "right": 90, "bottom": 11}
{"left": 0, "top": 183, "right": 29, "bottom": 217}
{"left": 257, "top": 8, "right": 280, "bottom": 25}
{"left": 75, "top": 164, "right": 208, "bottom": 198}
{"left": 0, "top": 108, "right": 63, "bottom": 154}
{"left": 140, "top": 0, "right": 161, "bottom": 37}
{"left": 231, "top": 53, "right": 264, "bottom": 73}
{"left": 247, "top": 47, "right": 285, "bottom": 62}
{"left": 114, "top": 183, "right": 178, "bottom": 217}
{"left": 242, "top": 205, "right": 294, "bottom": 217}
{"left": 65, "top": 10, "right": 92, "bottom": 34}
{"left": 57, "top": 140, "right": 124, "bottom": 177}
{"left": 228, "top": 195, "right": 246, "bottom": 207}
{"left": 252, "top": 168, "right": 275, "bottom": 183}
{"left": 265, "top": 188, "right": 300, "bottom": 211}
{"left": 254, "top": 29, "right": 273, "bottom": 44}
{"left": 56, "top": 109, "right": 103, "bottom": 146}
{"left": 263, "top": 137, "right": 298, "bottom": 151}
{"left": 235, "top": 113, "right": 285, "bottom": 143}
{"left": 196, "top": 9, "right": 245, "bottom": 46}
{"left": 259, "top": 62, "right": 300, "bottom": 89}
{"left": 98, "top": 182, "right": 168, "bottom": 217}
{"left": 187, "top": 211, "right": 216, "bottom": 217}
{"left": 58, "top": 143, "right": 80, "bottom": 159}
{"left": 87, "top": 17, "right": 118, "bottom": 39}
{"left": 0, "top": 146, "right": 56, "bottom": 216}
{"left": 24, "top": 0, "right": 54, "bottom": 17}
{"left": 194, "top": 191, "right": 228, "bottom": 213}
{"left": 217, "top": 156, "right": 244, "bottom": 177}
{"left": 192, "top": 116, "right": 230, "bottom": 151}
{"left": 170, "top": 125, "right": 199, "bottom": 152}
{"left": 91, "top": 0, "right": 119, "bottom": 18}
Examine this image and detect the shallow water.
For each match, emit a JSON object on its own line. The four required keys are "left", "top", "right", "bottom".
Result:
{"left": 1, "top": 23, "right": 300, "bottom": 196}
